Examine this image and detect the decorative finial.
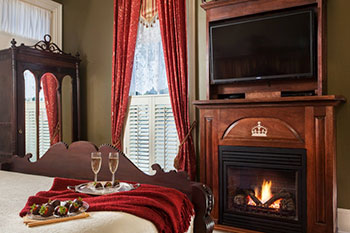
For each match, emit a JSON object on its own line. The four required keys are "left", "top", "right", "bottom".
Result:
{"left": 32, "top": 34, "right": 67, "bottom": 55}
{"left": 11, "top": 38, "right": 17, "bottom": 48}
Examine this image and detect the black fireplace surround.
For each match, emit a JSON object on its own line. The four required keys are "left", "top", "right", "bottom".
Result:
{"left": 219, "top": 146, "right": 306, "bottom": 233}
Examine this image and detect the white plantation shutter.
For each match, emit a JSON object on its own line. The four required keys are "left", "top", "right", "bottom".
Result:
{"left": 25, "top": 100, "right": 37, "bottom": 160}
{"left": 124, "top": 95, "right": 178, "bottom": 174}
{"left": 39, "top": 98, "right": 50, "bottom": 157}
{"left": 126, "top": 98, "right": 150, "bottom": 173}
{"left": 154, "top": 101, "right": 178, "bottom": 171}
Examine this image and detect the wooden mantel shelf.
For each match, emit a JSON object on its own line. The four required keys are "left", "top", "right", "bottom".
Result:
{"left": 193, "top": 95, "right": 345, "bottom": 107}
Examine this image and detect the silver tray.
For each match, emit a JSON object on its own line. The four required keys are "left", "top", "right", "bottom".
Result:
{"left": 27, "top": 201, "right": 89, "bottom": 220}
{"left": 68, "top": 181, "right": 140, "bottom": 195}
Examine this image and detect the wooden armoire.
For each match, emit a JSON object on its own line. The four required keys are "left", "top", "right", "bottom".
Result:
{"left": 0, "top": 35, "right": 80, "bottom": 161}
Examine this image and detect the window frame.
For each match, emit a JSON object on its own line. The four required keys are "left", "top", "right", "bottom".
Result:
{"left": 2, "top": 0, "right": 62, "bottom": 47}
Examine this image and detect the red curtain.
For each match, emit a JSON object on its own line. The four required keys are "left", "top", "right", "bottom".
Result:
{"left": 41, "top": 73, "right": 59, "bottom": 145}
{"left": 111, "top": 0, "right": 141, "bottom": 148}
{"left": 157, "top": 0, "right": 196, "bottom": 180}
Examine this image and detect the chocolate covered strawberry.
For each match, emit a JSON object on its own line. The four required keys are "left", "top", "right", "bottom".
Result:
{"left": 105, "top": 181, "right": 112, "bottom": 188}
{"left": 54, "top": 205, "right": 68, "bottom": 217}
{"left": 73, "top": 197, "right": 83, "bottom": 207}
{"left": 68, "top": 201, "right": 80, "bottom": 213}
{"left": 94, "top": 182, "right": 103, "bottom": 189}
{"left": 30, "top": 204, "right": 40, "bottom": 215}
{"left": 49, "top": 199, "right": 61, "bottom": 208}
{"left": 39, "top": 204, "right": 54, "bottom": 217}
{"left": 64, "top": 200, "right": 72, "bottom": 209}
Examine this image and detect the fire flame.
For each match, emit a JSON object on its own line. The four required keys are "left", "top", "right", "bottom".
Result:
{"left": 248, "top": 179, "right": 281, "bottom": 209}
{"left": 260, "top": 180, "right": 272, "bottom": 204}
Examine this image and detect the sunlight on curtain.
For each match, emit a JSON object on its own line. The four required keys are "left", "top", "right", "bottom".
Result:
{"left": 129, "top": 18, "right": 168, "bottom": 95}
{"left": 0, "top": 0, "right": 51, "bottom": 40}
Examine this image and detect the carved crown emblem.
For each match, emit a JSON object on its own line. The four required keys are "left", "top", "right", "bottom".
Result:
{"left": 251, "top": 121, "right": 267, "bottom": 137}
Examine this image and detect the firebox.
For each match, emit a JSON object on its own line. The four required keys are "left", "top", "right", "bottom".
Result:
{"left": 219, "top": 146, "right": 306, "bottom": 233}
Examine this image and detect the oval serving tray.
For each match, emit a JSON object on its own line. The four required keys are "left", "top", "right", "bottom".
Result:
{"left": 27, "top": 201, "right": 89, "bottom": 220}
{"left": 69, "top": 181, "right": 140, "bottom": 196}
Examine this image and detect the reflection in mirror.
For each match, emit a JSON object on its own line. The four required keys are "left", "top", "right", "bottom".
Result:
{"left": 62, "top": 76, "right": 73, "bottom": 144}
{"left": 24, "top": 70, "right": 37, "bottom": 162}
{"left": 39, "top": 73, "right": 59, "bottom": 157}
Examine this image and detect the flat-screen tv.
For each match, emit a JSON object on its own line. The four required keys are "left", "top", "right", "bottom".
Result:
{"left": 209, "top": 8, "right": 316, "bottom": 84}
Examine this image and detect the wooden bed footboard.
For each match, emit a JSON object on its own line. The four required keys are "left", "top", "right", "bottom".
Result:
{"left": 1, "top": 141, "right": 214, "bottom": 233}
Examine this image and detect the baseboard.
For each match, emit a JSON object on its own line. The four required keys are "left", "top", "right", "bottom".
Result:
{"left": 338, "top": 208, "right": 350, "bottom": 233}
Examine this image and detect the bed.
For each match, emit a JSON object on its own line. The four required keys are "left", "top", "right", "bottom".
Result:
{"left": 0, "top": 141, "right": 214, "bottom": 233}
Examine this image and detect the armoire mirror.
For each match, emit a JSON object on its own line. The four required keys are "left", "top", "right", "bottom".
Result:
{"left": 0, "top": 35, "right": 80, "bottom": 162}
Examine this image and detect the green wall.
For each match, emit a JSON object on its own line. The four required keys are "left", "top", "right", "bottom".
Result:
{"left": 57, "top": 0, "right": 350, "bottom": 208}
{"left": 55, "top": 0, "right": 114, "bottom": 146}
{"left": 327, "top": 0, "right": 350, "bottom": 209}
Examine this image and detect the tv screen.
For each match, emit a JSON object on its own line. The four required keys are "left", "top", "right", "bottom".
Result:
{"left": 209, "top": 9, "right": 316, "bottom": 84}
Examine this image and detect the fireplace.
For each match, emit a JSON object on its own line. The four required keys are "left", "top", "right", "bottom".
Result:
{"left": 219, "top": 146, "right": 306, "bottom": 233}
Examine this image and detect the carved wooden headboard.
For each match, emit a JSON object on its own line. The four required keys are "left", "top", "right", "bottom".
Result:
{"left": 1, "top": 141, "right": 214, "bottom": 233}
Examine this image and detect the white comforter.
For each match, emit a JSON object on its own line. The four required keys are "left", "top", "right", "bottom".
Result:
{"left": 0, "top": 170, "right": 193, "bottom": 233}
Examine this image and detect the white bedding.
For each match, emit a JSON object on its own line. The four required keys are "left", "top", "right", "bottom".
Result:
{"left": 0, "top": 170, "right": 194, "bottom": 233}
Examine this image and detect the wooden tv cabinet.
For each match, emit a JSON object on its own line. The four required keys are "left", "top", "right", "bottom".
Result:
{"left": 201, "top": 0, "right": 327, "bottom": 99}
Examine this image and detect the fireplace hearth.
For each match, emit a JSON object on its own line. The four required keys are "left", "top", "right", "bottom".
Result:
{"left": 219, "top": 146, "right": 306, "bottom": 233}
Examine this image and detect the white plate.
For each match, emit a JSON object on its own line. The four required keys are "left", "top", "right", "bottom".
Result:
{"left": 27, "top": 201, "right": 89, "bottom": 220}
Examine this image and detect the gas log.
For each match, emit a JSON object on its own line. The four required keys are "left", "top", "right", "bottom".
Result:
{"left": 232, "top": 188, "right": 296, "bottom": 215}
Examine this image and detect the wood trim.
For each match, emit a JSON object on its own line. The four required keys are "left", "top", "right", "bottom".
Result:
{"left": 203, "top": 0, "right": 317, "bottom": 22}
{"left": 317, "top": 0, "right": 327, "bottom": 95}
{"left": 21, "top": 0, "right": 62, "bottom": 48}
{"left": 315, "top": 111, "right": 326, "bottom": 224}
{"left": 193, "top": 95, "right": 345, "bottom": 107}
{"left": 205, "top": 117, "right": 213, "bottom": 187}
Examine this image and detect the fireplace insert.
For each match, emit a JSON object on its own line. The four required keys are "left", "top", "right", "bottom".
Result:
{"left": 219, "top": 146, "right": 306, "bottom": 233}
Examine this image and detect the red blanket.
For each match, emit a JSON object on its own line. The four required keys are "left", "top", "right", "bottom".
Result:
{"left": 20, "top": 177, "right": 194, "bottom": 233}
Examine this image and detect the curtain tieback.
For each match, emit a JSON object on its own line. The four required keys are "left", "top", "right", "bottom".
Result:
{"left": 52, "top": 122, "right": 60, "bottom": 140}
{"left": 174, "top": 121, "right": 197, "bottom": 170}
{"left": 112, "top": 139, "right": 122, "bottom": 149}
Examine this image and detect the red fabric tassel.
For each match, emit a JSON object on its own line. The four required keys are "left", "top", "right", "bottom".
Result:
{"left": 19, "top": 177, "right": 194, "bottom": 233}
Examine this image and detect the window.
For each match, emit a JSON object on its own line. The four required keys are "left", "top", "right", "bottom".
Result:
{"left": 0, "top": 0, "right": 62, "bottom": 49}
{"left": 124, "top": 95, "right": 178, "bottom": 174}
{"left": 123, "top": 11, "right": 179, "bottom": 174}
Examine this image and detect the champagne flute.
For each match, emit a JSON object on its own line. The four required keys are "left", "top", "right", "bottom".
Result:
{"left": 91, "top": 152, "right": 102, "bottom": 182}
{"left": 109, "top": 152, "right": 119, "bottom": 185}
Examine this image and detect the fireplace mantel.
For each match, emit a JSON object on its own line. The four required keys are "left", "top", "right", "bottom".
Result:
{"left": 194, "top": 95, "right": 344, "bottom": 233}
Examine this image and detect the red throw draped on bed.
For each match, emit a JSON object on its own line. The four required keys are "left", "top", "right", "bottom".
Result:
{"left": 41, "top": 73, "right": 59, "bottom": 145}
{"left": 20, "top": 177, "right": 194, "bottom": 233}
{"left": 157, "top": 0, "right": 196, "bottom": 180}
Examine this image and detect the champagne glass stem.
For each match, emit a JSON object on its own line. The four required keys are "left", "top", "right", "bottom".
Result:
{"left": 94, "top": 173, "right": 97, "bottom": 182}
{"left": 112, "top": 172, "right": 115, "bottom": 184}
